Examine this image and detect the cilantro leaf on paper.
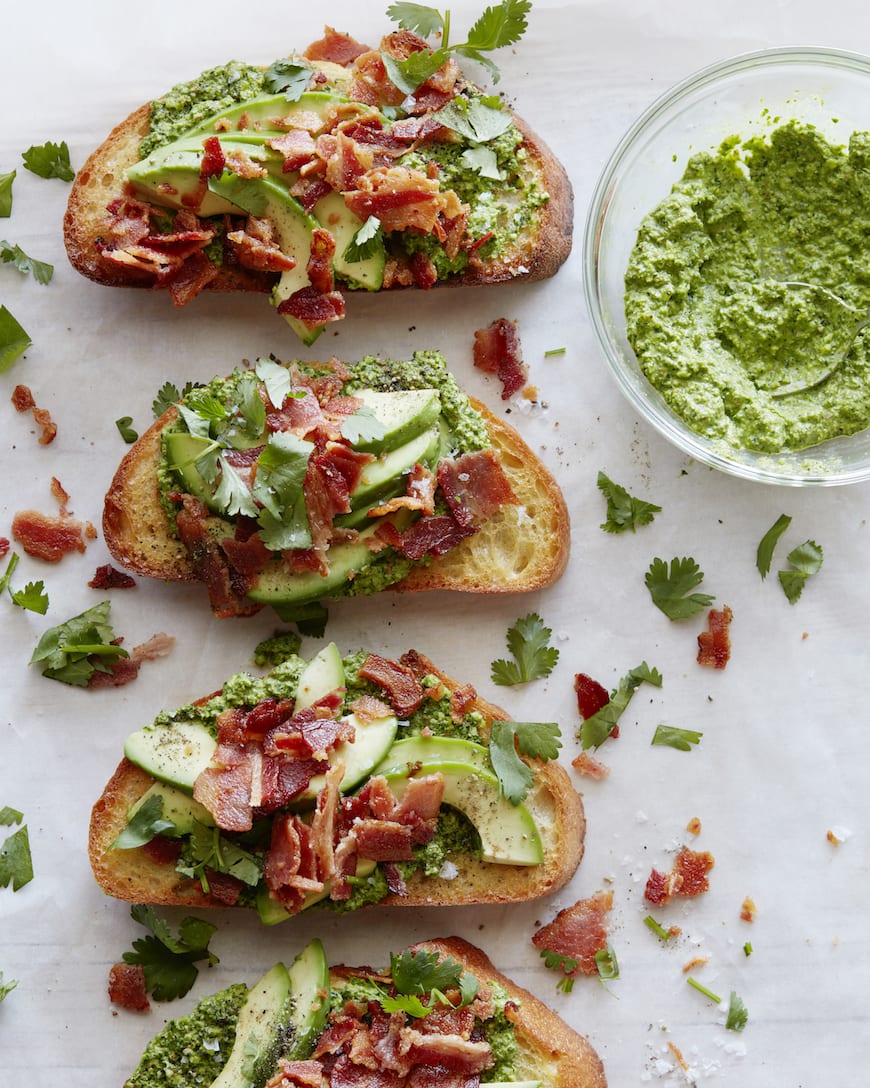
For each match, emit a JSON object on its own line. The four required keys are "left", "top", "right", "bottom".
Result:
{"left": 0, "top": 824, "right": 33, "bottom": 891}
{"left": 597, "top": 471, "right": 661, "bottom": 533}
{"left": 0, "top": 170, "right": 15, "bottom": 217}
{"left": 0, "top": 808, "right": 23, "bottom": 827}
{"left": 110, "top": 794, "right": 176, "bottom": 850}
{"left": 491, "top": 613, "right": 559, "bottom": 685}
{"left": 29, "top": 601, "right": 128, "bottom": 687}
{"left": 22, "top": 141, "right": 74, "bottom": 181}
{"left": 594, "top": 944, "right": 619, "bottom": 982}
{"left": 579, "top": 662, "right": 663, "bottom": 750}
{"left": 386, "top": 3, "right": 445, "bottom": 37}
{"left": 645, "top": 556, "right": 714, "bottom": 620}
{"left": 489, "top": 721, "right": 561, "bottom": 804}
{"left": 0, "top": 305, "right": 31, "bottom": 372}
{"left": 122, "top": 904, "right": 218, "bottom": 1001}
{"left": 539, "top": 948, "right": 578, "bottom": 993}
{"left": 756, "top": 513, "right": 791, "bottom": 578}
{"left": 725, "top": 991, "right": 749, "bottom": 1031}
{"left": 0, "top": 240, "right": 53, "bottom": 284}
{"left": 651, "top": 724, "right": 702, "bottom": 751}
{"left": 778, "top": 540, "right": 823, "bottom": 604}
{"left": 115, "top": 416, "right": 139, "bottom": 443}
{"left": 11, "top": 580, "right": 48, "bottom": 615}
{"left": 0, "top": 971, "right": 16, "bottom": 1002}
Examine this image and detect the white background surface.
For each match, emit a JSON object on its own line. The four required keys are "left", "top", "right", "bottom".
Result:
{"left": 2, "top": 1, "right": 869, "bottom": 1084}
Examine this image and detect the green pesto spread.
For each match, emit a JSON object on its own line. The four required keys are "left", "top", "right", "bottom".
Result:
{"left": 625, "top": 121, "right": 870, "bottom": 453}
{"left": 126, "top": 983, "right": 247, "bottom": 1088}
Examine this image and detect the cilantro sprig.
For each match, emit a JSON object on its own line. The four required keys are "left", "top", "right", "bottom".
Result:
{"left": 651, "top": 724, "right": 702, "bottom": 751}
{"left": 0, "top": 810, "right": 33, "bottom": 892}
{"left": 491, "top": 613, "right": 559, "bottom": 686}
{"left": 0, "top": 971, "right": 17, "bottom": 1002}
{"left": 0, "top": 305, "right": 31, "bottom": 372}
{"left": 22, "top": 141, "right": 74, "bottom": 182}
{"left": 343, "top": 216, "right": 384, "bottom": 264}
{"left": 110, "top": 795, "right": 177, "bottom": 850}
{"left": 539, "top": 948, "right": 579, "bottom": 993}
{"left": 384, "top": 948, "right": 479, "bottom": 1017}
{"left": 645, "top": 556, "right": 714, "bottom": 620}
{"left": 0, "top": 552, "right": 45, "bottom": 613}
{"left": 597, "top": 471, "right": 661, "bottom": 533}
{"left": 29, "top": 601, "right": 128, "bottom": 687}
{"left": 756, "top": 513, "right": 791, "bottom": 578}
{"left": 489, "top": 720, "right": 561, "bottom": 803}
{"left": 579, "top": 662, "right": 662, "bottom": 749}
{"left": 263, "top": 60, "right": 314, "bottom": 101}
{"left": 176, "top": 821, "right": 262, "bottom": 892}
{"left": 778, "top": 540, "right": 823, "bottom": 604}
{"left": 687, "top": 977, "right": 749, "bottom": 1032}
{"left": 0, "top": 240, "right": 53, "bottom": 284}
{"left": 385, "top": 0, "right": 532, "bottom": 90}
{"left": 0, "top": 171, "right": 15, "bottom": 217}
{"left": 122, "top": 904, "right": 218, "bottom": 1001}
{"left": 594, "top": 944, "right": 619, "bottom": 984}
{"left": 152, "top": 379, "right": 198, "bottom": 418}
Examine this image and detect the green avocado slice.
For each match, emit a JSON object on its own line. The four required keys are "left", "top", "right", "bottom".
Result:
{"left": 210, "top": 963, "right": 293, "bottom": 1088}
{"left": 124, "top": 721, "right": 217, "bottom": 795}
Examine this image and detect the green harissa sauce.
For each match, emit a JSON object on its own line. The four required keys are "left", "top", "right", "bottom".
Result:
{"left": 624, "top": 121, "right": 870, "bottom": 453}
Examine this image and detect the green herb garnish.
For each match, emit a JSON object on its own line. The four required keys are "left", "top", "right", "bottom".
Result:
{"left": 263, "top": 60, "right": 314, "bottom": 100}
{"left": 594, "top": 944, "right": 619, "bottom": 982}
{"left": 726, "top": 991, "right": 749, "bottom": 1031}
{"left": 22, "top": 140, "right": 74, "bottom": 181}
{"left": 544, "top": 347, "right": 566, "bottom": 357}
{"left": 176, "top": 821, "right": 262, "bottom": 891}
{"left": 11, "top": 580, "right": 48, "bottom": 615}
{"left": 122, "top": 904, "right": 219, "bottom": 1001}
{"left": 0, "top": 808, "right": 23, "bottom": 826}
{"left": 0, "top": 240, "right": 53, "bottom": 284}
{"left": 378, "top": 949, "right": 479, "bottom": 1018}
{"left": 651, "top": 724, "right": 702, "bottom": 751}
{"left": 152, "top": 379, "right": 198, "bottom": 418}
{"left": 579, "top": 662, "right": 662, "bottom": 749}
{"left": 0, "top": 171, "right": 15, "bottom": 217}
{"left": 488, "top": 720, "right": 561, "bottom": 803}
{"left": 743, "top": 942, "right": 753, "bottom": 957}
{"left": 111, "top": 795, "right": 176, "bottom": 850}
{"left": 491, "top": 612, "right": 559, "bottom": 685}
{"left": 0, "top": 305, "right": 31, "bottom": 372}
{"left": 0, "top": 971, "right": 17, "bottom": 1001}
{"left": 0, "top": 822, "right": 33, "bottom": 892}
{"left": 115, "top": 416, "right": 139, "bottom": 443}
{"left": 29, "top": 601, "right": 128, "bottom": 687}
{"left": 778, "top": 540, "right": 823, "bottom": 604}
{"left": 756, "top": 513, "right": 791, "bottom": 578}
{"left": 645, "top": 556, "right": 714, "bottom": 620}
{"left": 643, "top": 914, "right": 673, "bottom": 940}
{"left": 343, "top": 215, "right": 384, "bottom": 263}
{"left": 539, "top": 948, "right": 578, "bottom": 993}
{"left": 598, "top": 471, "right": 661, "bottom": 533}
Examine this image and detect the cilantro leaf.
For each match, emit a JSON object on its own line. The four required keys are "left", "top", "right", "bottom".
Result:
{"left": 540, "top": 948, "right": 578, "bottom": 993}
{"left": 254, "top": 433, "right": 313, "bottom": 551}
{"left": 115, "top": 416, "right": 139, "bottom": 443}
{"left": 382, "top": 49, "right": 448, "bottom": 96}
{"left": 29, "top": 601, "right": 128, "bottom": 687}
{"left": 756, "top": 513, "right": 791, "bottom": 578}
{"left": 0, "top": 170, "right": 15, "bottom": 217}
{"left": 725, "top": 990, "right": 749, "bottom": 1032}
{"left": 0, "top": 305, "right": 31, "bottom": 372}
{"left": 490, "top": 612, "right": 559, "bottom": 685}
{"left": 341, "top": 403, "right": 387, "bottom": 446}
{"left": 645, "top": 556, "right": 714, "bottom": 620}
{"left": 255, "top": 357, "right": 292, "bottom": 409}
{"left": 22, "top": 141, "right": 74, "bottom": 182}
{"left": 263, "top": 60, "right": 313, "bottom": 101}
{"left": 152, "top": 379, "right": 198, "bottom": 418}
{"left": 214, "top": 456, "right": 258, "bottom": 518}
{"left": 0, "top": 824, "right": 33, "bottom": 891}
{"left": 11, "top": 580, "right": 48, "bottom": 615}
{"left": 389, "top": 949, "right": 479, "bottom": 1015}
{"left": 597, "top": 471, "right": 661, "bottom": 533}
{"left": 380, "top": 991, "right": 431, "bottom": 1017}
{"left": 111, "top": 794, "right": 176, "bottom": 850}
{"left": 0, "top": 808, "right": 23, "bottom": 827}
{"left": 434, "top": 96, "right": 512, "bottom": 143}
{"left": 176, "top": 821, "right": 262, "bottom": 890}
{"left": 343, "top": 216, "right": 384, "bottom": 264}
{"left": 594, "top": 944, "right": 619, "bottom": 982}
{"left": 0, "top": 240, "right": 53, "bottom": 284}
{"left": 466, "top": 0, "right": 532, "bottom": 52}
{"left": 0, "top": 971, "right": 17, "bottom": 1002}
{"left": 387, "top": 2, "right": 445, "bottom": 37}
{"left": 778, "top": 540, "right": 823, "bottom": 604}
{"left": 778, "top": 569, "right": 808, "bottom": 604}
{"left": 580, "top": 662, "right": 662, "bottom": 750}
{"left": 489, "top": 721, "right": 560, "bottom": 804}
{"left": 460, "top": 144, "right": 504, "bottom": 179}
{"left": 122, "top": 904, "right": 218, "bottom": 1001}
{"left": 651, "top": 724, "right": 702, "bottom": 751}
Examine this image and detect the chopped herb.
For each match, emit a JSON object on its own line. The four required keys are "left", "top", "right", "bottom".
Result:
{"left": 687, "top": 976, "right": 721, "bottom": 1003}
{"left": 152, "top": 379, "right": 197, "bottom": 418}
{"left": 110, "top": 795, "right": 176, "bottom": 850}
{"left": 383, "top": 949, "right": 479, "bottom": 1017}
{"left": 651, "top": 724, "right": 703, "bottom": 751}
{"left": 459, "top": 144, "right": 504, "bottom": 180}
{"left": 594, "top": 944, "right": 619, "bottom": 982}
{"left": 778, "top": 540, "right": 823, "bottom": 604}
{"left": 214, "top": 456, "right": 258, "bottom": 518}
{"left": 539, "top": 948, "right": 578, "bottom": 993}
{"left": 645, "top": 556, "right": 714, "bottom": 620}
{"left": 22, "top": 140, "right": 74, "bottom": 182}
{"left": 263, "top": 60, "right": 314, "bottom": 100}
{"left": 0, "top": 823, "right": 33, "bottom": 892}
{"left": 597, "top": 471, "right": 661, "bottom": 533}
{"left": 0, "top": 305, "right": 31, "bottom": 372}
{"left": 253, "top": 630, "right": 302, "bottom": 668}
{"left": 756, "top": 513, "right": 791, "bottom": 578}
{"left": 0, "top": 971, "right": 16, "bottom": 1002}
{"left": 176, "top": 821, "right": 262, "bottom": 891}
{"left": 343, "top": 215, "right": 384, "bottom": 263}
{"left": 725, "top": 991, "right": 749, "bottom": 1031}
{"left": 0, "top": 170, "right": 15, "bottom": 217}
{"left": 544, "top": 347, "right": 566, "bottom": 357}
{"left": 490, "top": 612, "right": 559, "bottom": 685}
{"left": 579, "top": 662, "right": 662, "bottom": 749}
{"left": 743, "top": 942, "right": 753, "bottom": 957}
{"left": 115, "top": 416, "right": 139, "bottom": 443}
{"left": 10, "top": 580, "right": 48, "bottom": 615}
{"left": 0, "top": 553, "right": 19, "bottom": 595}
{"left": 488, "top": 720, "right": 561, "bottom": 804}
{"left": 122, "top": 904, "right": 219, "bottom": 1001}
{"left": 434, "top": 96, "right": 513, "bottom": 143}
{"left": 0, "top": 240, "right": 53, "bottom": 284}
{"left": 643, "top": 914, "right": 673, "bottom": 940}
{"left": 0, "top": 808, "right": 23, "bottom": 827}
{"left": 29, "top": 601, "right": 128, "bottom": 687}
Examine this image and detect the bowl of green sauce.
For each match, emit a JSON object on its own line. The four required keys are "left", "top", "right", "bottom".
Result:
{"left": 584, "top": 47, "right": 870, "bottom": 485}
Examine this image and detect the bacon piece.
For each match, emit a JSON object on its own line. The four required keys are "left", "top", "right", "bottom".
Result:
{"left": 345, "top": 167, "right": 464, "bottom": 236}
{"left": 574, "top": 673, "right": 610, "bottom": 720}
{"left": 347, "top": 52, "right": 407, "bottom": 109}
{"left": 531, "top": 891, "right": 614, "bottom": 976}
{"left": 322, "top": 132, "right": 374, "bottom": 192}
{"left": 383, "top": 513, "right": 477, "bottom": 561}
{"left": 87, "top": 632, "right": 175, "bottom": 690}
{"left": 12, "top": 509, "right": 89, "bottom": 562}
{"left": 107, "top": 963, "right": 149, "bottom": 1012}
{"left": 260, "top": 755, "right": 327, "bottom": 812}
{"left": 571, "top": 751, "right": 610, "bottom": 780}
{"left": 392, "top": 773, "right": 445, "bottom": 827}
{"left": 366, "top": 462, "right": 436, "bottom": 518}
{"left": 472, "top": 318, "right": 528, "bottom": 400}
{"left": 265, "top": 1059, "right": 326, "bottom": 1088}
{"left": 390, "top": 115, "right": 453, "bottom": 143}
{"left": 203, "top": 869, "right": 244, "bottom": 906}
{"left": 308, "top": 229, "right": 337, "bottom": 294}
{"left": 353, "top": 818, "right": 414, "bottom": 861}
{"left": 292, "top": 176, "right": 333, "bottom": 213}
{"left": 88, "top": 564, "right": 136, "bottom": 589}
{"left": 382, "top": 862, "right": 408, "bottom": 897}
{"left": 220, "top": 531, "right": 273, "bottom": 581}
{"left": 225, "top": 148, "right": 267, "bottom": 180}
{"left": 277, "top": 285, "right": 345, "bottom": 329}
{"left": 175, "top": 494, "right": 261, "bottom": 618}
{"left": 304, "top": 27, "right": 371, "bottom": 66}
{"left": 349, "top": 695, "right": 394, "bottom": 726}
{"left": 697, "top": 605, "right": 733, "bottom": 669}
{"left": 450, "top": 682, "right": 476, "bottom": 721}
{"left": 329, "top": 1053, "right": 405, "bottom": 1088}
{"left": 161, "top": 250, "right": 220, "bottom": 306}
{"left": 356, "top": 775, "right": 398, "bottom": 821}
{"left": 141, "top": 834, "right": 182, "bottom": 866}
{"left": 193, "top": 742, "right": 256, "bottom": 831}
{"left": 268, "top": 129, "right": 318, "bottom": 172}
{"left": 312, "top": 1019, "right": 360, "bottom": 1058}
{"left": 0, "top": 538, "right": 8, "bottom": 558}
{"left": 437, "top": 451, "right": 517, "bottom": 530}
{"left": 11, "top": 384, "right": 57, "bottom": 445}
{"left": 311, "top": 762, "right": 344, "bottom": 882}
{"left": 359, "top": 653, "right": 425, "bottom": 715}
{"left": 200, "top": 135, "right": 226, "bottom": 179}
{"left": 227, "top": 217, "right": 297, "bottom": 272}
{"left": 105, "top": 196, "right": 154, "bottom": 248}
{"left": 409, "top": 251, "right": 438, "bottom": 289}
{"left": 398, "top": 1029, "right": 492, "bottom": 1075}
{"left": 644, "top": 847, "right": 715, "bottom": 905}
{"left": 406, "top": 1067, "right": 480, "bottom": 1088}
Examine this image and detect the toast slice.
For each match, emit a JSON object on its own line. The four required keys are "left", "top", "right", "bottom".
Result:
{"left": 102, "top": 355, "right": 570, "bottom": 616}
{"left": 89, "top": 649, "right": 585, "bottom": 915}
{"left": 121, "top": 937, "right": 607, "bottom": 1087}
{"left": 63, "top": 27, "right": 573, "bottom": 340}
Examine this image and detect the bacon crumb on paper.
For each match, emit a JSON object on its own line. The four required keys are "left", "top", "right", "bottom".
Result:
{"left": 740, "top": 896, "right": 757, "bottom": 923}
{"left": 11, "top": 384, "right": 57, "bottom": 445}
{"left": 686, "top": 816, "right": 702, "bottom": 836}
{"left": 681, "top": 955, "right": 709, "bottom": 974}
{"left": 644, "top": 846, "right": 715, "bottom": 906}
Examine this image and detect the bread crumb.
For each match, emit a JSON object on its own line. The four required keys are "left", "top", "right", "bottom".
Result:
{"left": 827, "top": 825, "right": 851, "bottom": 845}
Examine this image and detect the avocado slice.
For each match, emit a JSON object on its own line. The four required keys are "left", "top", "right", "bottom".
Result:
{"left": 210, "top": 962, "right": 293, "bottom": 1088}
{"left": 126, "top": 781, "right": 215, "bottom": 835}
{"left": 374, "top": 736, "right": 491, "bottom": 777}
{"left": 351, "top": 424, "right": 441, "bottom": 509}
{"left": 297, "top": 710, "right": 398, "bottom": 803}
{"left": 294, "top": 642, "right": 344, "bottom": 710}
{"left": 255, "top": 858, "right": 377, "bottom": 925}
{"left": 283, "top": 938, "right": 330, "bottom": 1060}
{"left": 349, "top": 389, "right": 442, "bottom": 453}
{"left": 175, "top": 91, "right": 346, "bottom": 142}
{"left": 124, "top": 721, "right": 217, "bottom": 794}
{"left": 163, "top": 431, "right": 221, "bottom": 511}
{"left": 315, "top": 190, "right": 385, "bottom": 291}
{"left": 384, "top": 762, "right": 543, "bottom": 865}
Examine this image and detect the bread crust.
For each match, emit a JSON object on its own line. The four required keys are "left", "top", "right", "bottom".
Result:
{"left": 101, "top": 391, "right": 569, "bottom": 602}
{"left": 88, "top": 651, "right": 585, "bottom": 912}
{"left": 406, "top": 937, "right": 607, "bottom": 1088}
{"left": 63, "top": 87, "right": 572, "bottom": 294}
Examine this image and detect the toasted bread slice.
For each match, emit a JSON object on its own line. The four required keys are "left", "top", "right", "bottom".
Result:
{"left": 89, "top": 651, "right": 585, "bottom": 912}
{"left": 102, "top": 386, "right": 570, "bottom": 609}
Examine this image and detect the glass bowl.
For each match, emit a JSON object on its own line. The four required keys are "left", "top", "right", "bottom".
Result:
{"left": 584, "top": 47, "right": 870, "bottom": 486}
